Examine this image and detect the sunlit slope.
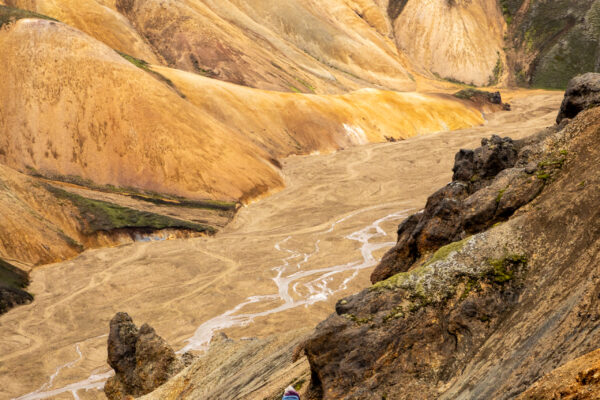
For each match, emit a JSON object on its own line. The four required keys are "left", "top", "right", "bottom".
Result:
{"left": 5, "top": 0, "right": 511, "bottom": 91}
{"left": 0, "top": 18, "right": 283, "bottom": 201}
{"left": 391, "top": 0, "right": 506, "bottom": 86}
{"left": 114, "top": 0, "right": 416, "bottom": 93}
{"left": 155, "top": 66, "right": 486, "bottom": 153}
{"left": 0, "top": 165, "right": 82, "bottom": 267}
{"left": 0, "top": 17, "right": 485, "bottom": 203}
{"left": 5, "top": 0, "right": 160, "bottom": 62}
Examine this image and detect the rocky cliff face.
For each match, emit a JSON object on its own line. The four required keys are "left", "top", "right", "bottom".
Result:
{"left": 140, "top": 330, "right": 312, "bottom": 400}
{"left": 504, "top": 0, "right": 600, "bottom": 88}
{"left": 370, "top": 129, "right": 550, "bottom": 283}
{"left": 304, "top": 75, "right": 600, "bottom": 399}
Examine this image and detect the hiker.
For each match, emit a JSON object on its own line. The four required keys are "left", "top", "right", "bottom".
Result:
{"left": 282, "top": 385, "right": 300, "bottom": 400}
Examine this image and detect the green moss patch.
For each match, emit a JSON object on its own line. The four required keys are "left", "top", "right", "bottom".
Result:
{"left": 46, "top": 185, "right": 216, "bottom": 235}
{"left": 422, "top": 237, "right": 471, "bottom": 268}
{"left": 453, "top": 88, "right": 492, "bottom": 101}
{"left": 487, "top": 254, "right": 528, "bottom": 284}
{"left": 117, "top": 51, "right": 186, "bottom": 98}
{"left": 0, "top": 5, "right": 58, "bottom": 28}
{"left": 489, "top": 54, "right": 504, "bottom": 86}
{"left": 342, "top": 313, "right": 373, "bottom": 325}
{"left": 536, "top": 153, "right": 568, "bottom": 181}
{"left": 35, "top": 173, "right": 237, "bottom": 212}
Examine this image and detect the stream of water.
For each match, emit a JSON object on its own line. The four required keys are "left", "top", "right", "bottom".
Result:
{"left": 15, "top": 207, "right": 408, "bottom": 400}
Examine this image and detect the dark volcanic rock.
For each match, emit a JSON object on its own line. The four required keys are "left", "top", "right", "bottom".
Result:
{"left": 306, "top": 99, "right": 600, "bottom": 400}
{"left": 557, "top": 73, "right": 600, "bottom": 124}
{"left": 453, "top": 89, "right": 508, "bottom": 110}
{"left": 0, "top": 286, "right": 33, "bottom": 314}
{"left": 452, "top": 135, "right": 518, "bottom": 186}
{"left": 105, "top": 312, "right": 184, "bottom": 399}
{"left": 0, "top": 258, "right": 32, "bottom": 315}
{"left": 371, "top": 134, "right": 538, "bottom": 284}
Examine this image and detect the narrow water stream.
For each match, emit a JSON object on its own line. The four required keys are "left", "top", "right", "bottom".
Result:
{"left": 15, "top": 207, "right": 409, "bottom": 400}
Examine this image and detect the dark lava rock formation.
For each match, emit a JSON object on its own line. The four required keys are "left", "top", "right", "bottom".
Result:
{"left": 557, "top": 72, "right": 600, "bottom": 123}
{"left": 304, "top": 75, "right": 600, "bottom": 399}
{"left": 0, "top": 258, "right": 32, "bottom": 315}
{"left": 453, "top": 89, "right": 511, "bottom": 111}
{"left": 0, "top": 286, "right": 32, "bottom": 315}
{"left": 370, "top": 132, "right": 552, "bottom": 283}
{"left": 105, "top": 312, "right": 190, "bottom": 399}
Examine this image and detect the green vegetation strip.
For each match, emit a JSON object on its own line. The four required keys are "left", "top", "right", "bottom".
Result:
{"left": 46, "top": 185, "right": 216, "bottom": 235}
{"left": 117, "top": 51, "right": 187, "bottom": 98}
{"left": 453, "top": 88, "right": 493, "bottom": 101}
{"left": 0, "top": 5, "right": 58, "bottom": 28}
{"left": 129, "top": 195, "right": 237, "bottom": 212}
{"left": 29, "top": 170, "right": 237, "bottom": 212}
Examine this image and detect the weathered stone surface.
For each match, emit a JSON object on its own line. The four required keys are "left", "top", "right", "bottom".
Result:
{"left": 452, "top": 135, "right": 518, "bottom": 186}
{"left": 517, "top": 348, "right": 600, "bottom": 400}
{"left": 140, "top": 329, "right": 312, "bottom": 400}
{"left": 557, "top": 73, "right": 600, "bottom": 123}
{"left": 371, "top": 133, "right": 537, "bottom": 284}
{"left": 307, "top": 101, "right": 600, "bottom": 400}
{"left": 105, "top": 312, "right": 184, "bottom": 399}
{"left": 308, "top": 230, "right": 529, "bottom": 400}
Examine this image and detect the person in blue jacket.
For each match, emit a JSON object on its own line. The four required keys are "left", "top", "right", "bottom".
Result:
{"left": 282, "top": 385, "right": 300, "bottom": 400}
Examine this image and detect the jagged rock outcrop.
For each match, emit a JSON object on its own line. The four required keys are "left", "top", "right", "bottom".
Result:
{"left": 557, "top": 72, "right": 600, "bottom": 123}
{"left": 370, "top": 133, "right": 549, "bottom": 283}
{"left": 104, "top": 312, "right": 186, "bottom": 399}
{"left": 453, "top": 89, "right": 512, "bottom": 112}
{"left": 305, "top": 79, "right": 600, "bottom": 399}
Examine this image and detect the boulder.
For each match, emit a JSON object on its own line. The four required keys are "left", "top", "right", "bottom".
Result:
{"left": 452, "top": 135, "right": 518, "bottom": 186}
{"left": 556, "top": 73, "right": 600, "bottom": 123}
{"left": 105, "top": 312, "right": 184, "bottom": 399}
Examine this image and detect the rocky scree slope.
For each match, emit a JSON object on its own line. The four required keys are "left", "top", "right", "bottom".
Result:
{"left": 304, "top": 75, "right": 600, "bottom": 399}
